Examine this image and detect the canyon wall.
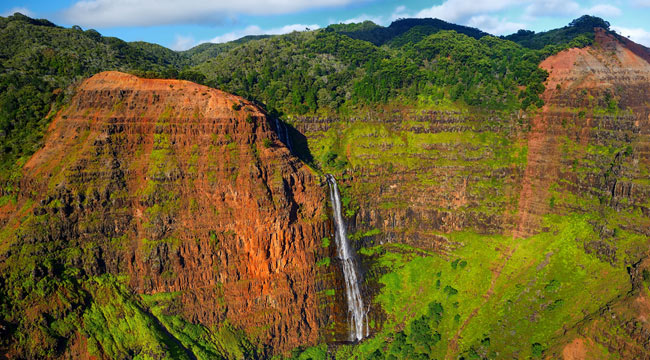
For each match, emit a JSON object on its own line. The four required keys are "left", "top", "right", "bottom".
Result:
{"left": 293, "top": 28, "right": 649, "bottom": 248}
{"left": 1, "top": 27, "right": 650, "bottom": 359}
{"left": 515, "top": 28, "right": 650, "bottom": 239}
{"left": 532, "top": 29, "right": 650, "bottom": 358}
{"left": 289, "top": 29, "right": 650, "bottom": 357}
{"left": 0, "top": 71, "right": 344, "bottom": 356}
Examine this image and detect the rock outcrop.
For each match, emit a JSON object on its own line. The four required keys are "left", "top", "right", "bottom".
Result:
{"left": 515, "top": 28, "right": 650, "bottom": 238}
{"left": 0, "top": 71, "right": 338, "bottom": 356}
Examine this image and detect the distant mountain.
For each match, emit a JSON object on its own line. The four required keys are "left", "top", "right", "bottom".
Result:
{"left": 181, "top": 34, "right": 273, "bottom": 65}
{"left": 504, "top": 15, "right": 612, "bottom": 49}
{"left": 329, "top": 18, "right": 489, "bottom": 46}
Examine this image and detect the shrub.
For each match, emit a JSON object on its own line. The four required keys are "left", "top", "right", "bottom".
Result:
{"left": 321, "top": 237, "right": 330, "bottom": 248}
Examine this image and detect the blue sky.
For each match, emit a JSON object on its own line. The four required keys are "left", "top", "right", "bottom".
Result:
{"left": 2, "top": 0, "right": 650, "bottom": 50}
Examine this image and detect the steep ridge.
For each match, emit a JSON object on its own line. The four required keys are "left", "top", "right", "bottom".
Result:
{"left": 515, "top": 28, "right": 650, "bottom": 238}
{"left": 514, "top": 29, "right": 650, "bottom": 357}
{"left": 0, "top": 71, "right": 338, "bottom": 357}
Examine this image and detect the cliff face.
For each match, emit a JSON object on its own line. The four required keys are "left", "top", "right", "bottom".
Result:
{"left": 524, "top": 29, "right": 650, "bottom": 358}
{"left": 2, "top": 27, "right": 650, "bottom": 359}
{"left": 287, "top": 29, "right": 650, "bottom": 358}
{"left": 293, "top": 107, "right": 527, "bottom": 252}
{"left": 515, "top": 28, "right": 650, "bottom": 238}
{"left": 292, "top": 28, "right": 649, "bottom": 246}
{"left": 0, "top": 71, "right": 338, "bottom": 357}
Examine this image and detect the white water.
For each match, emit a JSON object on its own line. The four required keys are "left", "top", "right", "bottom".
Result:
{"left": 274, "top": 117, "right": 293, "bottom": 152}
{"left": 283, "top": 121, "right": 293, "bottom": 152}
{"left": 326, "top": 174, "right": 368, "bottom": 342}
{"left": 274, "top": 117, "right": 285, "bottom": 143}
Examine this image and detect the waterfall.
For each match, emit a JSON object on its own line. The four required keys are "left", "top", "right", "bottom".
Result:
{"left": 274, "top": 117, "right": 285, "bottom": 143}
{"left": 326, "top": 174, "right": 368, "bottom": 342}
{"left": 273, "top": 117, "right": 293, "bottom": 153}
{"left": 283, "top": 122, "right": 293, "bottom": 152}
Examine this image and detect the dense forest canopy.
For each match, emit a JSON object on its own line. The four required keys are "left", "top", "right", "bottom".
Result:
{"left": 503, "top": 15, "right": 610, "bottom": 49}
{"left": 192, "top": 19, "right": 593, "bottom": 116}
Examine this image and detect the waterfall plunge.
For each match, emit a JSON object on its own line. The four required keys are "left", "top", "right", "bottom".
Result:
{"left": 274, "top": 117, "right": 293, "bottom": 152}
{"left": 326, "top": 174, "right": 368, "bottom": 342}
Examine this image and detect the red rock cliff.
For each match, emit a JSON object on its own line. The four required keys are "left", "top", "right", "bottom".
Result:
{"left": 515, "top": 28, "right": 650, "bottom": 238}
{"left": 15, "top": 71, "right": 335, "bottom": 354}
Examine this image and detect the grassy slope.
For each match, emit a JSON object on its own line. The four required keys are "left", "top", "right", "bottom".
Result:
{"left": 290, "top": 211, "right": 638, "bottom": 359}
{"left": 369, "top": 214, "right": 627, "bottom": 358}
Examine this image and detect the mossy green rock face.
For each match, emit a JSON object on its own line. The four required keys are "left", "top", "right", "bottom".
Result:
{"left": 287, "top": 29, "right": 650, "bottom": 359}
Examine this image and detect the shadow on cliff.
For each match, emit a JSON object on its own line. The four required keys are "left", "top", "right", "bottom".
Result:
{"left": 264, "top": 107, "right": 316, "bottom": 167}
{"left": 285, "top": 123, "right": 314, "bottom": 165}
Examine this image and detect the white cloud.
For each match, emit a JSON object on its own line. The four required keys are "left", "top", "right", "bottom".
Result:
{"left": 415, "top": 0, "right": 524, "bottom": 23}
{"left": 2, "top": 6, "right": 33, "bottom": 17}
{"left": 391, "top": 5, "right": 409, "bottom": 21}
{"left": 586, "top": 4, "right": 622, "bottom": 17}
{"left": 611, "top": 26, "right": 650, "bottom": 47}
{"left": 393, "top": 5, "right": 407, "bottom": 15}
{"left": 467, "top": 15, "right": 526, "bottom": 35}
{"left": 525, "top": 1, "right": 621, "bottom": 18}
{"left": 524, "top": 0, "right": 580, "bottom": 17}
{"left": 388, "top": 0, "right": 527, "bottom": 35}
{"left": 406, "top": 0, "right": 620, "bottom": 33}
{"left": 632, "top": 0, "right": 650, "bottom": 7}
{"left": 207, "top": 23, "right": 320, "bottom": 44}
{"left": 335, "top": 5, "right": 410, "bottom": 27}
{"left": 61, "top": 0, "right": 356, "bottom": 27}
{"left": 170, "top": 35, "right": 196, "bottom": 51}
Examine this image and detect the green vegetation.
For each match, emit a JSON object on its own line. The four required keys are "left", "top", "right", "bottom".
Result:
{"left": 83, "top": 276, "right": 193, "bottom": 359}
{"left": 331, "top": 18, "right": 488, "bottom": 46}
{"left": 316, "top": 257, "right": 331, "bottom": 267}
{"left": 504, "top": 15, "right": 608, "bottom": 49}
{"left": 0, "top": 13, "right": 189, "bottom": 192}
{"left": 195, "top": 26, "right": 554, "bottom": 115}
{"left": 0, "top": 12, "right": 600, "bottom": 191}
{"left": 307, "top": 119, "right": 527, "bottom": 223}
{"left": 321, "top": 237, "right": 331, "bottom": 248}
{"left": 0, "top": 199, "right": 258, "bottom": 359}
{"left": 82, "top": 276, "right": 257, "bottom": 359}
{"left": 284, "top": 343, "right": 328, "bottom": 360}
{"left": 141, "top": 292, "right": 257, "bottom": 359}
{"left": 187, "top": 16, "right": 600, "bottom": 121}
{"left": 331, "top": 214, "right": 629, "bottom": 359}
{"left": 1, "top": 10, "right": 646, "bottom": 360}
